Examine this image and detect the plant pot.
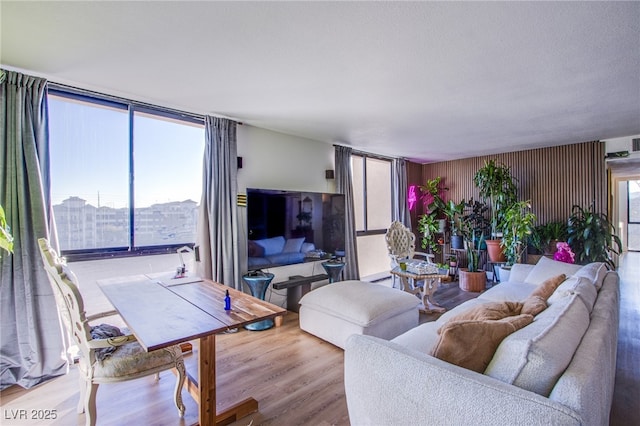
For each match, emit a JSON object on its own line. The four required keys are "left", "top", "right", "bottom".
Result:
{"left": 485, "top": 239, "right": 506, "bottom": 262}
{"left": 497, "top": 266, "right": 511, "bottom": 282}
{"left": 526, "top": 254, "right": 543, "bottom": 265}
{"left": 458, "top": 268, "right": 487, "bottom": 292}
{"left": 451, "top": 235, "right": 464, "bottom": 250}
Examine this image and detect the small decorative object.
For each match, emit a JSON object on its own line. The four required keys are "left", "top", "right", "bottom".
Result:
{"left": 553, "top": 242, "right": 575, "bottom": 264}
{"left": 406, "top": 260, "right": 438, "bottom": 275}
{"left": 399, "top": 261, "right": 407, "bottom": 271}
{"left": 224, "top": 289, "right": 231, "bottom": 310}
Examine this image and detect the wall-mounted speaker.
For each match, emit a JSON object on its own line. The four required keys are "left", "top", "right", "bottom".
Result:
{"left": 237, "top": 157, "right": 243, "bottom": 169}
{"left": 325, "top": 169, "right": 335, "bottom": 179}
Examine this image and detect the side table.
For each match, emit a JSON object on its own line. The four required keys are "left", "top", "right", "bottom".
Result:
{"left": 321, "top": 260, "right": 345, "bottom": 283}
{"left": 242, "top": 272, "right": 275, "bottom": 330}
{"left": 389, "top": 267, "right": 446, "bottom": 314}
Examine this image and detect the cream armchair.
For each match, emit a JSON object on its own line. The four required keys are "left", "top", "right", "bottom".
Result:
{"left": 38, "top": 238, "right": 186, "bottom": 426}
{"left": 385, "top": 221, "right": 435, "bottom": 288}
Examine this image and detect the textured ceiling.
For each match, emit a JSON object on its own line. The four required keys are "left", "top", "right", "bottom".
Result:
{"left": 1, "top": 1, "right": 639, "bottom": 163}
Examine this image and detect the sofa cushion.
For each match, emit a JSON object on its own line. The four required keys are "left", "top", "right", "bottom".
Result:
{"left": 283, "top": 237, "right": 306, "bottom": 253}
{"left": 547, "top": 276, "right": 597, "bottom": 312}
{"left": 573, "top": 262, "right": 608, "bottom": 290}
{"left": 524, "top": 256, "right": 582, "bottom": 285}
{"left": 391, "top": 321, "right": 440, "bottom": 353}
{"left": 430, "top": 314, "right": 533, "bottom": 373}
{"left": 254, "top": 236, "right": 286, "bottom": 256}
{"left": 485, "top": 291, "right": 590, "bottom": 396}
{"left": 299, "top": 280, "right": 419, "bottom": 327}
{"left": 477, "top": 280, "right": 538, "bottom": 303}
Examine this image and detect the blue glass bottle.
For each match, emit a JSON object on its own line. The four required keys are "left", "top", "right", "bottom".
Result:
{"left": 224, "top": 290, "right": 231, "bottom": 310}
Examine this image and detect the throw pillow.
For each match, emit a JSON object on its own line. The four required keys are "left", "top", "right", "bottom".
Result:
{"left": 247, "top": 240, "right": 265, "bottom": 257}
{"left": 520, "top": 274, "right": 566, "bottom": 316}
{"left": 283, "top": 237, "right": 306, "bottom": 253}
{"left": 528, "top": 273, "right": 567, "bottom": 300}
{"left": 430, "top": 314, "right": 534, "bottom": 373}
{"left": 445, "top": 301, "right": 524, "bottom": 322}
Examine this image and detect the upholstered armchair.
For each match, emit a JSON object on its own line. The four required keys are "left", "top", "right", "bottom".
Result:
{"left": 385, "top": 221, "right": 435, "bottom": 287}
{"left": 38, "top": 238, "right": 186, "bottom": 426}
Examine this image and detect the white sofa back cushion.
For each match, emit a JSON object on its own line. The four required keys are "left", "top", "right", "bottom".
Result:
{"left": 573, "top": 262, "right": 608, "bottom": 290}
{"left": 548, "top": 276, "right": 598, "bottom": 312}
{"left": 484, "top": 291, "right": 590, "bottom": 396}
{"left": 524, "top": 256, "right": 582, "bottom": 285}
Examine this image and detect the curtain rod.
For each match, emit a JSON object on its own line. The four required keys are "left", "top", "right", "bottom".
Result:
{"left": 47, "top": 82, "right": 243, "bottom": 125}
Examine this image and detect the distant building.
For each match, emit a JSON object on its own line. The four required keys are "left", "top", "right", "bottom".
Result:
{"left": 53, "top": 197, "right": 198, "bottom": 251}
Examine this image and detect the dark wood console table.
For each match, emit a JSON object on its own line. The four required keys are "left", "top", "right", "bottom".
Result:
{"left": 272, "top": 274, "right": 329, "bottom": 312}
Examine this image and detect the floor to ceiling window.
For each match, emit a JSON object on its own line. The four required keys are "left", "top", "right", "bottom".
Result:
{"left": 351, "top": 153, "right": 392, "bottom": 278}
{"left": 48, "top": 89, "right": 205, "bottom": 258}
{"left": 628, "top": 179, "right": 639, "bottom": 251}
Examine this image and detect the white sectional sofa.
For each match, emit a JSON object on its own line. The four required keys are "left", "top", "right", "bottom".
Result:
{"left": 344, "top": 257, "right": 620, "bottom": 425}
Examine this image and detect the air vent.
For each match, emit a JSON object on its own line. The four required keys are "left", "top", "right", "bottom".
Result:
{"left": 633, "top": 138, "right": 640, "bottom": 152}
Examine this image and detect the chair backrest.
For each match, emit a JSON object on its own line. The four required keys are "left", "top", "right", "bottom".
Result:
{"left": 38, "top": 238, "right": 96, "bottom": 364}
{"left": 385, "top": 221, "right": 416, "bottom": 265}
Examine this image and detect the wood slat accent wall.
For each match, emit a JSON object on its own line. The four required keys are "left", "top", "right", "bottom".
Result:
{"left": 421, "top": 141, "right": 607, "bottom": 225}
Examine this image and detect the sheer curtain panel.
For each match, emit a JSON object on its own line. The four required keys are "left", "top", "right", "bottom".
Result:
{"left": 195, "top": 116, "right": 240, "bottom": 289}
{"left": 335, "top": 145, "right": 360, "bottom": 280}
{"left": 0, "top": 70, "right": 66, "bottom": 390}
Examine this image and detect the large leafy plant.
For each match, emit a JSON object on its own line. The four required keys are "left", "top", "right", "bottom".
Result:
{"left": 567, "top": 204, "right": 621, "bottom": 269}
{"left": 417, "top": 212, "right": 440, "bottom": 253}
{"left": 473, "top": 159, "right": 518, "bottom": 237}
{"left": 500, "top": 201, "right": 537, "bottom": 265}
{"left": 0, "top": 205, "right": 14, "bottom": 256}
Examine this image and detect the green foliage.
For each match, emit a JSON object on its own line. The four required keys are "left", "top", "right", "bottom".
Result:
{"left": 417, "top": 212, "right": 440, "bottom": 254}
{"left": 500, "top": 201, "right": 537, "bottom": 265}
{"left": 0, "top": 204, "right": 14, "bottom": 257}
{"left": 530, "top": 221, "right": 569, "bottom": 254}
{"left": 419, "top": 177, "right": 448, "bottom": 216}
{"left": 461, "top": 198, "right": 490, "bottom": 242}
{"left": 442, "top": 199, "right": 465, "bottom": 236}
{"left": 567, "top": 204, "right": 621, "bottom": 269}
{"left": 473, "top": 159, "right": 518, "bottom": 236}
{"left": 466, "top": 233, "right": 484, "bottom": 272}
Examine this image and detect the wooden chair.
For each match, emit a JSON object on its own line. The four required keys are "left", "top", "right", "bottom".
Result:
{"left": 37, "top": 238, "right": 186, "bottom": 426}
{"left": 385, "top": 221, "right": 435, "bottom": 288}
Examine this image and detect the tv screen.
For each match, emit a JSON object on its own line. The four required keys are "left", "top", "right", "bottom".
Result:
{"left": 246, "top": 188, "right": 345, "bottom": 270}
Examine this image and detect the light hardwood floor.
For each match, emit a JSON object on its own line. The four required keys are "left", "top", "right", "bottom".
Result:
{"left": 2, "top": 253, "right": 638, "bottom": 425}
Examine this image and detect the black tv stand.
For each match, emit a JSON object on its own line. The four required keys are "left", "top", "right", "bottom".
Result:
{"left": 272, "top": 274, "right": 329, "bottom": 312}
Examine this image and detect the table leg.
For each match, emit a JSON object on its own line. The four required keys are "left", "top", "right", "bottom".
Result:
{"left": 187, "top": 335, "right": 259, "bottom": 426}
{"left": 422, "top": 277, "right": 446, "bottom": 313}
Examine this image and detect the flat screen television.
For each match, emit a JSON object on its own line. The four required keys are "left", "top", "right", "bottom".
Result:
{"left": 246, "top": 188, "right": 345, "bottom": 270}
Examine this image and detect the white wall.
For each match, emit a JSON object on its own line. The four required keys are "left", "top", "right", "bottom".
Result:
{"left": 604, "top": 134, "right": 640, "bottom": 153}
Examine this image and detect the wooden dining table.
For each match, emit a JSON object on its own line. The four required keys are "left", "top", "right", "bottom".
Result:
{"left": 97, "top": 272, "right": 287, "bottom": 426}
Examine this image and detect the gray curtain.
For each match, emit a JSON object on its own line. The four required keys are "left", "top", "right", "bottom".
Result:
{"left": 0, "top": 70, "right": 66, "bottom": 390}
{"left": 196, "top": 116, "right": 240, "bottom": 289}
{"left": 392, "top": 158, "right": 411, "bottom": 228}
{"left": 335, "top": 145, "right": 360, "bottom": 280}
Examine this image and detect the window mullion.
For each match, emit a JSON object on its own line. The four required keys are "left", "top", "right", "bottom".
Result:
{"left": 128, "top": 106, "right": 135, "bottom": 250}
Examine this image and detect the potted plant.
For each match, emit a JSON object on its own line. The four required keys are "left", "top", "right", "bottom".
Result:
{"left": 473, "top": 159, "right": 518, "bottom": 262}
{"left": 0, "top": 204, "right": 13, "bottom": 257}
{"left": 458, "top": 234, "right": 486, "bottom": 292}
{"left": 417, "top": 212, "right": 440, "bottom": 254}
{"left": 539, "top": 221, "right": 569, "bottom": 256}
{"left": 462, "top": 198, "right": 490, "bottom": 250}
{"left": 419, "top": 177, "right": 448, "bottom": 232}
{"left": 567, "top": 204, "right": 621, "bottom": 269}
{"left": 500, "top": 200, "right": 537, "bottom": 266}
{"left": 442, "top": 199, "right": 465, "bottom": 249}
{"left": 436, "top": 262, "right": 449, "bottom": 276}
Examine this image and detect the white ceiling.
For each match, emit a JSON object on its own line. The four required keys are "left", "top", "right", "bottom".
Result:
{"left": 2, "top": 1, "right": 639, "bottom": 163}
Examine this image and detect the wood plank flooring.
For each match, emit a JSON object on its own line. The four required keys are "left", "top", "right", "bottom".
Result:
{"left": 2, "top": 253, "right": 638, "bottom": 425}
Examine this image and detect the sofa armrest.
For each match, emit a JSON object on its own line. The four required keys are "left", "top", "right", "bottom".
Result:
{"left": 508, "top": 263, "right": 534, "bottom": 283}
{"left": 344, "top": 334, "right": 582, "bottom": 425}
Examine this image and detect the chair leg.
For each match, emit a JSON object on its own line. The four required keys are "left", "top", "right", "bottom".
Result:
{"left": 155, "top": 372, "right": 160, "bottom": 381}
{"left": 77, "top": 375, "right": 86, "bottom": 413}
{"left": 84, "top": 382, "right": 99, "bottom": 426}
{"left": 174, "top": 361, "right": 187, "bottom": 417}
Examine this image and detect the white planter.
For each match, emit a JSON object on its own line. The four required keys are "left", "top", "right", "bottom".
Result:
{"left": 497, "top": 266, "right": 511, "bottom": 282}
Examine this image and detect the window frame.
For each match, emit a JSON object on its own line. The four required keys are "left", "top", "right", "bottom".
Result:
{"left": 47, "top": 86, "right": 205, "bottom": 261}
{"left": 351, "top": 152, "right": 393, "bottom": 237}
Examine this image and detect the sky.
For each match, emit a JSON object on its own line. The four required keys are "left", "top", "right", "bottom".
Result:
{"left": 48, "top": 95, "right": 204, "bottom": 209}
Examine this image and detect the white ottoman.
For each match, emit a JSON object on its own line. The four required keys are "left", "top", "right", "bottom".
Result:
{"left": 298, "top": 280, "right": 420, "bottom": 349}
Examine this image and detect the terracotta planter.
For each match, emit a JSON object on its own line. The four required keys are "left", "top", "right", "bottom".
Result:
{"left": 459, "top": 268, "right": 487, "bottom": 292}
{"left": 485, "top": 239, "right": 506, "bottom": 262}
